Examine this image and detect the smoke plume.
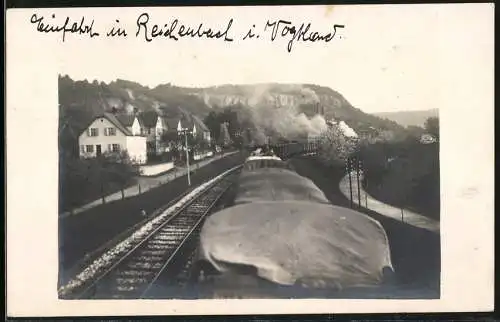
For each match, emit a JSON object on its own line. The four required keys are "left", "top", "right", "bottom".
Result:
{"left": 237, "top": 84, "right": 328, "bottom": 145}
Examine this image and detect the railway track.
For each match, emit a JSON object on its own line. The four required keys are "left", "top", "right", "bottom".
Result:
{"left": 60, "top": 167, "right": 240, "bottom": 299}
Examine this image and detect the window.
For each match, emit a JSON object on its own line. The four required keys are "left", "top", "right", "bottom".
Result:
{"left": 105, "top": 128, "right": 116, "bottom": 136}
{"left": 80, "top": 145, "right": 85, "bottom": 153}
{"left": 88, "top": 128, "right": 98, "bottom": 136}
{"left": 112, "top": 144, "right": 121, "bottom": 152}
{"left": 86, "top": 145, "right": 94, "bottom": 153}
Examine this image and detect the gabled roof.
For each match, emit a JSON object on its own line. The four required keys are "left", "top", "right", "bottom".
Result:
{"left": 176, "top": 109, "right": 209, "bottom": 132}
{"left": 103, "top": 113, "right": 133, "bottom": 135}
{"left": 115, "top": 113, "right": 137, "bottom": 127}
{"left": 143, "top": 106, "right": 209, "bottom": 133}
{"left": 80, "top": 113, "right": 133, "bottom": 136}
{"left": 162, "top": 115, "right": 193, "bottom": 132}
{"left": 162, "top": 117, "right": 178, "bottom": 131}
{"left": 139, "top": 111, "right": 159, "bottom": 128}
{"left": 192, "top": 114, "right": 209, "bottom": 132}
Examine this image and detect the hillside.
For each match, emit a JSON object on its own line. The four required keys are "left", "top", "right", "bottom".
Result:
{"left": 58, "top": 76, "right": 409, "bottom": 151}
{"left": 58, "top": 76, "right": 212, "bottom": 136}
{"left": 373, "top": 109, "right": 439, "bottom": 128}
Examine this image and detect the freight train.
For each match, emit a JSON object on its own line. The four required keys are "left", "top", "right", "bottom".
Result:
{"left": 188, "top": 152, "right": 395, "bottom": 298}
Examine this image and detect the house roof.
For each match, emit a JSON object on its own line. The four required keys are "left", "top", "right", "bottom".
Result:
{"left": 115, "top": 113, "right": 136, "bottom": 127}
{"left": 162, "top": 114, "right": 207, "bottom": 133}
{"left": 103, "top": 113, "right": 133, "bottom": 135}
{"left": 79, "top": 113, "right": 133, "bottom": 136}
{"left": 192, "top": 114, "right": 209, "bottom": 132}
{"left": 175, "top": 108, "right": 209, "bottom": 132}
{"left": 163, "top": 117, "right": 179, "bottom": 130}
{"left": 140, "top": 111, "right": 159, "bottom": 128}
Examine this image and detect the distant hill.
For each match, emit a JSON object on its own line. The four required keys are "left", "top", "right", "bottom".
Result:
{"left": 373, "top": 109, "right": 439, "bottom": 127}
{"left": 58, "top": 76, "right": 412, "bottom": 151}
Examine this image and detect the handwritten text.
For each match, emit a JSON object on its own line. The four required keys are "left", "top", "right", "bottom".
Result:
{"left": 30, "top": 13, "right": 99, "bottom": 42}
{"left": 28, "top": 12, "right": 345, "bottom": 52}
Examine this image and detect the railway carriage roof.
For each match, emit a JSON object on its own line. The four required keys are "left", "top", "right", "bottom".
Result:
{"left": 235, "top": 167, "right": 330, "bottom": 204}
{"left": 198, "top": 201, "right": 394, "bottom": 290}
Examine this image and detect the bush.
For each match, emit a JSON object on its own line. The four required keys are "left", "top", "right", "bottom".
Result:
{"left": 59, "top": 152, "right": 139, "bottom": 212}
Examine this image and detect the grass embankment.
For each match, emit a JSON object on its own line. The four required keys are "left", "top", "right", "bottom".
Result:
{"left": 356, "top": 140, "right": 440, "bottom": 220}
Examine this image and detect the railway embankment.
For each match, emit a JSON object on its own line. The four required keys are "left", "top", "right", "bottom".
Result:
{"left": 59, "top": 169, "right": 239, "bottom": 299}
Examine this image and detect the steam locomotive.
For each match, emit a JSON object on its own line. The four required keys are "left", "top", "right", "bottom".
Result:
{"left": 188, "top": 152, "right": 395, "bottom": 298}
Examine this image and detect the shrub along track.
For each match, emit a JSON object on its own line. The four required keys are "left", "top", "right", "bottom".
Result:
{"left": 59, "top": 167, "right": 241, "bottom": 299}
{"left": 59, "top": 152, "right": 245, "bottom": 279}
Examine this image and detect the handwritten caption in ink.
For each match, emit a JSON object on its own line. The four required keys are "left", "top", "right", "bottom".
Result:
{"left": 29, "top": 12, "right": 345, "bottom": 53}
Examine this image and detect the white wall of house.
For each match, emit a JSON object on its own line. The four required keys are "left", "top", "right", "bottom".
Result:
{"left": 154, "top": 118, "right": 165, "bottom": 154}
{"left": 78, "top": 117, "right": 128, "bottom": 158}
{"left": 144, "top": 127, "right": 154, "bottom": 141}
{"left": 126, "top": 136, "right": 147, "bottom": 164}
{"left": 155, "top": 118, "right": 165, "bottom": 136}
{"left": 194, "top": 151, "right": 213, "bottom": 160}
{"left": 140, "top": 162, "right": 175, "bottom": 176}
{"left": 131, "top": 117, "right": 142, "bottom": 136}
{"left": 203, "top": 131, "right": 211, "bottom": 142}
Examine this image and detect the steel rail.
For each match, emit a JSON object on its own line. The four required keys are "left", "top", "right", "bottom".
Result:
{"left": 72, "top": 170, "right": 239, "bottom": 299}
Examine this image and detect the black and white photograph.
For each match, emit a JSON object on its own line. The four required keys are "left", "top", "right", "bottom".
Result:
{"left": 57, "top": 81, "right": 441, "bottom": 300}
{"left": 7, "top": 3, "right": 494, "bottom": 316}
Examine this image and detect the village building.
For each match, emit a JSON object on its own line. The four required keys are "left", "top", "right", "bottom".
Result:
{"left": 420, "top": 133, "right": 437, "bottom": 144}
{"left": 78, "top": 109, "right": 212, "bottom": 165}
{"left": 139, "top": 111, "right": 170, "bottom": 156}
{"left": 164, "top": 113, "right": 212, "bottom": 145}
{"left": 78, "top": 112, "right": 147, "bottom": 164}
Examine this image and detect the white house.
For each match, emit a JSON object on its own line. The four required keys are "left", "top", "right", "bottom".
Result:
{"left": 420, "top": 133, "right": 437, "bottom": 144}
{"left": 78, "top": 113, "right": 147, "bottom": 164}
{"left": 164, "top": 114, "right": 211, "bottom": 143}
{"left": 139, "top": 111, "right": 170, "bottom": 155}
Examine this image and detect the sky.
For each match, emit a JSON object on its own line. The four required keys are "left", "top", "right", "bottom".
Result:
{"left": 48, "top": 3, "right": 494, "bottom": 113}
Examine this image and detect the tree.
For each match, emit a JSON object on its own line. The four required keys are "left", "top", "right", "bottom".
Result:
{"left": 241, "top": 128, "right": 252, "bottom": 148}
{"left": 204, "top": 111, "right": 220, "bottom": 142}
{"left": 217, "top": 122, "right": 232, "bottom": 148}
{"left": 59, "top": 150, "right": 140, "bottom": 211}
{"left": 317, "top": 123, "right": 357, "bottom": 166}
{"left": 424, "top": 117, "right": 439, "bottom": 139}
{"left": 406, "top": 125, "right": 426, "bottom": 139}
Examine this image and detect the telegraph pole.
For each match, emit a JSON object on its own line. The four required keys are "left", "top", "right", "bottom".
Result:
{"left": 180, "top": 128, "right": 191, "bottom": 187}
{"left": 347, "top": 158, "right": 353, "bottom": 208}
{"left": 357, "top": 159, "right": 362, "bottom": 208}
